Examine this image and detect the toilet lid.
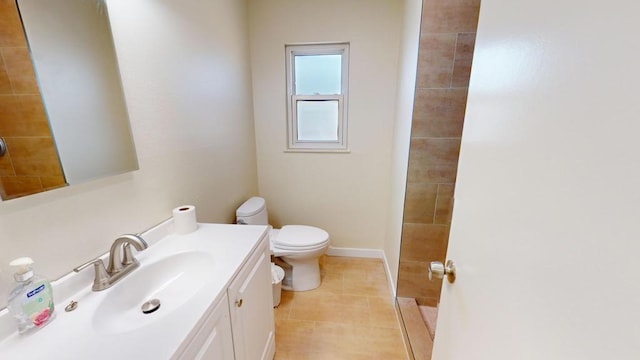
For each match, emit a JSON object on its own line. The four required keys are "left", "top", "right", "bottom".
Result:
{"left": 236, "top": 197, "right": 265, "bottom": 217}
{"left": 273, "top": 225, "right": 329, "bottom": 248}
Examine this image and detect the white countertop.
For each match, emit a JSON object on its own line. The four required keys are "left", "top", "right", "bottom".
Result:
{"left": 0, "top": 221, "right": 268, "bottom": 359}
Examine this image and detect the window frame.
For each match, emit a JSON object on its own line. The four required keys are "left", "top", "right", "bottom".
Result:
{"left": 285, "top": 43, "right": 350, "bottom": 152}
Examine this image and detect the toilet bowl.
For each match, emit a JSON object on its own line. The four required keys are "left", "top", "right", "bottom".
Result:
{"left": 236, "top": 197, "right": 329, "bottom": 291}
{"left": 270, "top": 225, "right": 329, "bottom": 291}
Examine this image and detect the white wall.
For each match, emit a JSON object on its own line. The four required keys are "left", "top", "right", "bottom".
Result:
{"left": 248, "top": 0, "right": 403, "bottom": 249}
{"left": 384, "top": 0, "right": 422, "bottom": 291}
{"left": 0, "top": 0, "right": 258, "bottom": 307}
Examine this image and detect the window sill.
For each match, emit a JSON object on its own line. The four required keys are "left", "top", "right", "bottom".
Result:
{"left": 284, "top": 148, "right": 351, "bottom": 154}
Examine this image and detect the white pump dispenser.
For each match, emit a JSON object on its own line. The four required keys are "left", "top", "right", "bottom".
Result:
{"left": 10, "top": 257, "right": 35, "bottom": 282}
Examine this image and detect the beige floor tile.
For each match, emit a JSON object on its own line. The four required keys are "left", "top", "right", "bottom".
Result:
{"left": 342, "top": 266, "right": 387, "bottom": 282}
{"left": 343, "top": 276, "right": 390, "bottom": 297}
{"left": 311, "top": 322, "right": 407, "bottom": 359}
{"left": 309, "top": 322, "right": 373, "bottom": 355}
{"left": 314, "top": 271, "right": 343, "bottom": 295}
{"left": 293, "top": 290, "right": 369, "bottom": 306}
{"left": 274, "top": 290, "right": 294, "bottom": 321}
{"left": 307, "top": 351, "right": 372, "bottom": 360}
{"left": 368, "top": 296, "right": 400, "bottom": 329}
{"left": 364, "top": 326, "right": 408, "bottom": 359}
{"left": 273, "top": 256, "right": 409, "bottom": 359}
{"left": 323, "top": 257, "right": 385, "bottom": 275}
{"left": 274, "top": 350, "right": 311, "bottom": 360}
{"left": 289, "top": 292, "right": 370, "bottom": 326}
{"left": 274, "top": 318, "right": 315, "bottom": 354}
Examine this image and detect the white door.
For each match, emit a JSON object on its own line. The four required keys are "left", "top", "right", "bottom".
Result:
{"left": 432, "top": 1, "right": 640, "bottom": 359}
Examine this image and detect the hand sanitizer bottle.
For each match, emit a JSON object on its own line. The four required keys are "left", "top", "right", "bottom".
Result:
{"left": 7, "top": 257, "right": 56, "bottom": 334}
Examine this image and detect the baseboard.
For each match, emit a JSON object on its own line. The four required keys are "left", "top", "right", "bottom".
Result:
{"left": 326, "top": 246, "right": 396, "bottom": 297}
{"left": 382, "top": 252, "right": 397, "bottom": 297}
{"left": 326, "top": 246, "right": 383, "bottom": 258}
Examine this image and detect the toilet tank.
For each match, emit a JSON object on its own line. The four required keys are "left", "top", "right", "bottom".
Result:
{"left": 236, "top": 197, "right": 269, "bottom": 225}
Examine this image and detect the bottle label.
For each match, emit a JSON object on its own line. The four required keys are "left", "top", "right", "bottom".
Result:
{"left": 26, "top": 284, "right": 45, "bottom": 298}
{"left": 21, "top": 281, "right": 54, "bottom": 328}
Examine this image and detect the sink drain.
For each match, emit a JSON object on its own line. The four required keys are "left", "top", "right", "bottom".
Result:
{"left": 141, "top": 299, "right": 161, "bottom": 314}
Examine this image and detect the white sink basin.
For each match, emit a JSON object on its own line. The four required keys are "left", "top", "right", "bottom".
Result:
{"left": 92, "top": 251, "right": 214, "bottom": 335}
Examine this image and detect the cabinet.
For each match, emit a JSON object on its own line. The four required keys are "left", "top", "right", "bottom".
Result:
{"left": 177, "top": 294, "right": 235, "bottom": 360}
{"left": 228, "top": 238, "right": 276, "bottom": 360}
{"left": 175, "top": 235, "right": 275, "bottom": 360}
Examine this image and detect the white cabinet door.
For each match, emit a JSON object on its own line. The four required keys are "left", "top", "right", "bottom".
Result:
{"left": 176, "top": 294, "right": 234, "bottom": 360}
{"left": 228, "top": 238, "right": 276, "bottom": 360}
{"left": 432, "top": 0, "right": 640, "bottom": 359}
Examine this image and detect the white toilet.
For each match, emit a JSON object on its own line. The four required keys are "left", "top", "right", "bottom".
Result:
{"left": 236, "top": 197, "right": 329, "bottom": 291}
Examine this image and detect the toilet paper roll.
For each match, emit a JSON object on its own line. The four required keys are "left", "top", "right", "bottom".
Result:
{"left": 172, "top": 205, "right": 198, "bottom": 234}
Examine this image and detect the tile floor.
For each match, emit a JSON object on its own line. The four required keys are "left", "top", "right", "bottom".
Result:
{"left": 273, "top": 256, "right": 409, "bottom": 360}
{"left": 419, "top": 305, "right": 438, "bottom": 339}
{"left": 397, "top": 298, "right": 433, "bottom": 359}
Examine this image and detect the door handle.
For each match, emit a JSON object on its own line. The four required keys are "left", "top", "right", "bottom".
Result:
{"left": 428, "top": 260, "right": 456, "bottom": 283}
{"left": 0, "top": 137, "right": 6, "bottom": 157}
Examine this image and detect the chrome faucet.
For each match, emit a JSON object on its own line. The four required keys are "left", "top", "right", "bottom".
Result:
{"left": 74, "top": 234, "right": 148, "bottom": 291}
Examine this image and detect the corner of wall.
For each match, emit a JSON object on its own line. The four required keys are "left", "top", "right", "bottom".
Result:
{"left": 383, "top": 0, "right": 423, "bottom": 293}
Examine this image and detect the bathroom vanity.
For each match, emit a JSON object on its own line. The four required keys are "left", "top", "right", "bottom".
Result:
{"left": 0, "top": 222, "right": 276, "bottom": 360}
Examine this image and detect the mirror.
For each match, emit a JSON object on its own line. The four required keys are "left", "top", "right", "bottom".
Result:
{"left": 0, "top": 0, "right": 138, "bottom": 201}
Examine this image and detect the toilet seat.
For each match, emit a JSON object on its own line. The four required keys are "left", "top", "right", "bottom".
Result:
{"left": 273, "top": 241, "right": 329, "bottom": 252}
{"left": 271, "top": 225, "right": 329, "bottom": 249}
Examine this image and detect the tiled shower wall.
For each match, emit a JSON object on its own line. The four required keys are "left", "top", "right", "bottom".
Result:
{"left": 397, "top": 0, "right": 480, "bottom": 307}
{"left": 0, "top": 0, "right": 65, "bottom": 200}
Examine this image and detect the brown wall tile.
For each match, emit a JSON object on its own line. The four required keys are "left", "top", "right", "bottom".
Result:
{"left": 0, "top": 57, "right": 12, "bottom": 93}
{"left": 434, "top": 184, "right": 454, "bottom": 224}
{"left": 1, "top": 176, "right": 42, "bottom": 199}
{"left": 412, "top": 88, "right": 467, "bottom": 138}
{"left": 416, "top": 33, "right": 456, "bottom": 88}
{"left": 41, "top": 175, "right": 66, "bottom": 190}
{"left": 400, "top": 224, "right": 450, "bottom": 262}
{"left": 0, "top": 0, "right": 26, "bottom": 47}
{"left": 1, "top": 47, "right": 39, "bottom": 94}
{"left": 398, "top": 0, "right": 479, "bottom": 305}
{"left": 0, "top": 95, "right": 51, "bottom": 136}
{"left": 17, "top": 95, "right": 50, "bottom": 135}
{"left": 397, "top": 260, "right": 441, "bottom": 307}
{"left": 421, "top": 0, "right": 481, "bottom": 34}
{"left": 0, "top": 95, "right": 21, "bottom": 131}
{"left": 4, "top": 137, "right": 63, "bottom": 177}
{"left": 403, "top": 182, "right": 438, "bottom": 224}
{"left": 452, "top": 33, "right": 476, "bottom": 88}
{"left": 0, "top": 151, "right": 14, "bottom": 176}
{"left": 407, "top": 138, "right": 461, "bottom": 183}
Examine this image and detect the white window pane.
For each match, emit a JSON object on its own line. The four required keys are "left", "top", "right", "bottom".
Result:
{"left": 296, "top": 101, "right": 339, "bottom": 141}
{"left": 294, "top": 55, "right": 341, "bottom": 95}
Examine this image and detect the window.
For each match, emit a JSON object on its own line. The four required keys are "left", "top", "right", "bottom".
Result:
{"left": 285, "top": 43, "right": 349, "bottom": 151}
